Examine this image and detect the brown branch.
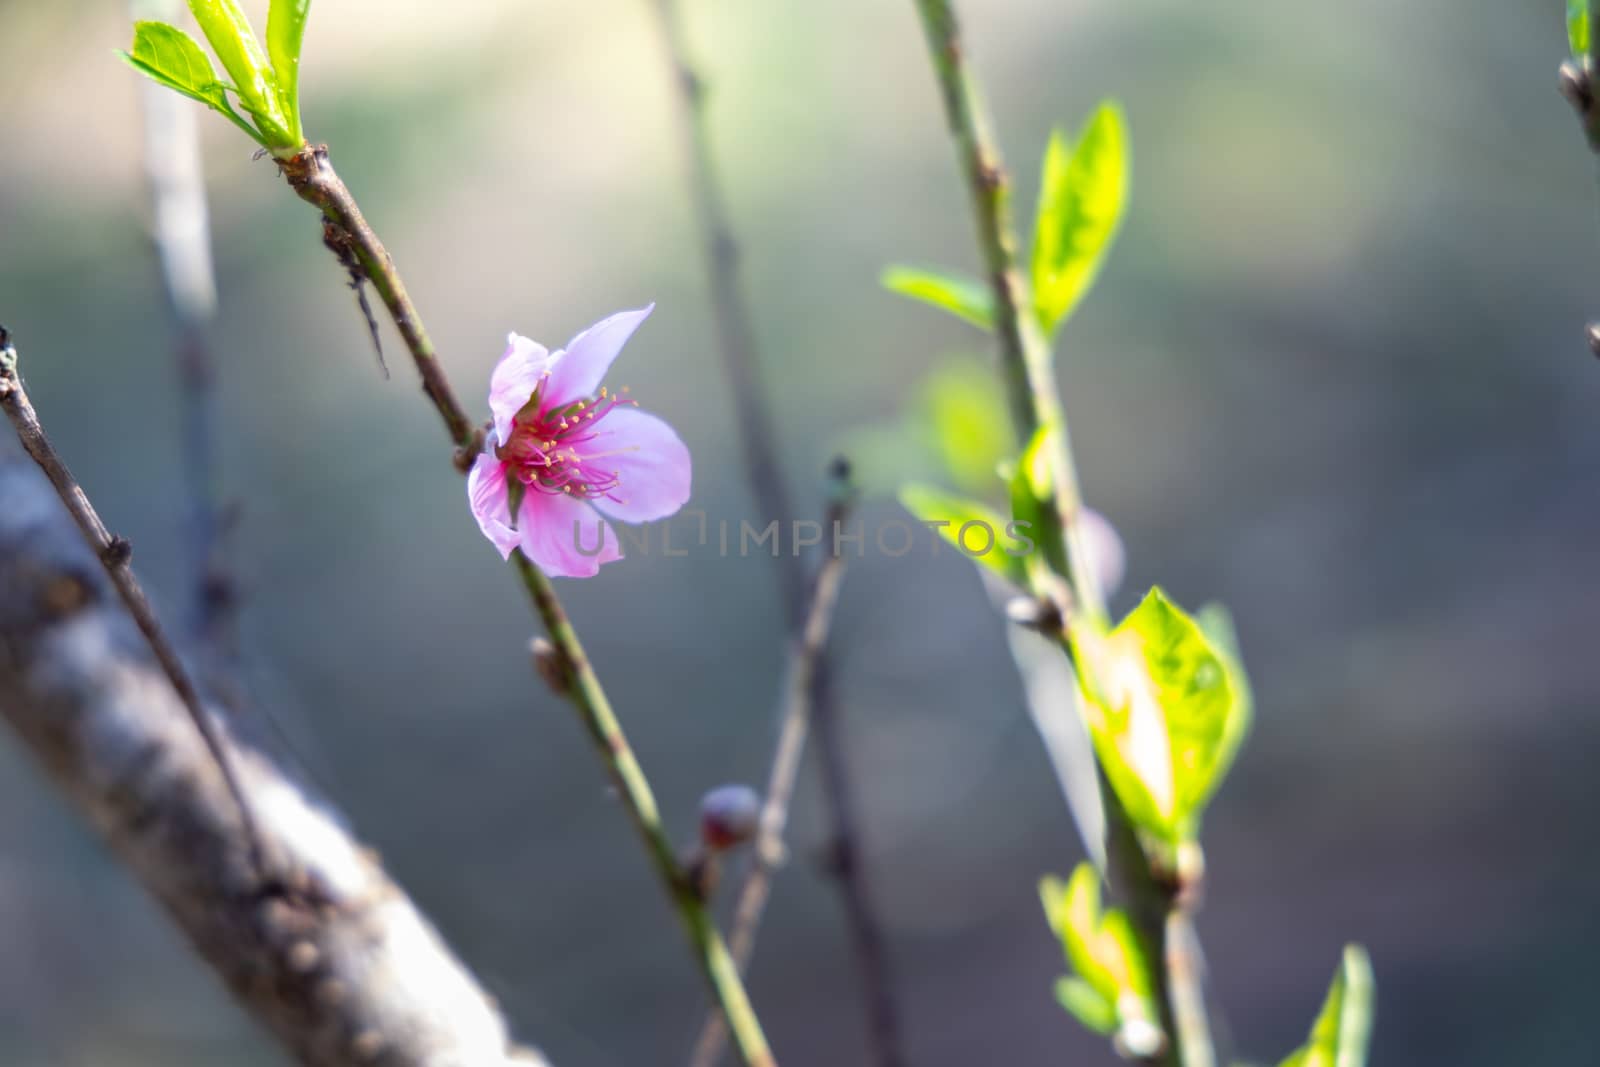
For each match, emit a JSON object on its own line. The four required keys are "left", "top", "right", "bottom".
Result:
{"left": 689, "top": 466, "right": 856, "bottom": 1067}
{"left": 0, "top": 329, "right": 268, "bottom": 879}
{"left": 0, "top": 449, "right": 546, "bottom": 1067}
{"left": 276, "top": 145, "right": 777, "bottom": 1067}
{"left": 907, "top": 3, "right": 1218, "bottom": 1064}
{"left": 648, "top": 6, "right": 906, "bottom": 1065}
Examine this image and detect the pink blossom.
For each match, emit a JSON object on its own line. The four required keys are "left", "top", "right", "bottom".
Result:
{"left": 467, "top": 305, "right": 691, "bottom": 577}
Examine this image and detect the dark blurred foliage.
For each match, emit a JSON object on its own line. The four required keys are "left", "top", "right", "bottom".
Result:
{"left": 0, "top": 1, "right": 1596, "bottom": 1064}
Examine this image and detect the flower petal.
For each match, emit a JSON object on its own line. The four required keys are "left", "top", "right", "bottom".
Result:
{"left": 518, "top": 490, "right": 622, "bottom": 578}
{"left": 584, "top": 407, "right": 693, "bottom": 523}
{"left": 1080, "top": 507, "right": 1126, "bottom": 599}
{"left": 544, "top": 305, "right": 654, "bottom": 407}
{"left": 467, "top": 453, "right": 522, "bottom": 560}
{"left": 490, "top": 332, "right": 554, "bottom": 444}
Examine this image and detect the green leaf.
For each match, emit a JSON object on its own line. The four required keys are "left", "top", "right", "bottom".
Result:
{"left": 1197, "top": 602, "right": 1253, "bottom": 771}
{"left": 1040, "top": 867, "right": 1113, "bottom": 995}
{"left": 898, "top": 482, "right": 1027, "bottom": 587}
{"left": 1054, "top": 977, "right": 1117, "bottom": 1035}
{"left": 916, "top": 359, "right": 1012, "bottom": 495}
{"left": 266, "top": 0, "right": 312, "bottom": 142}
{"left": 186, "top": 0, "right": 297, "bottom": 148}
{"left": 1073, "top": 587, "right": 1250, "bottom": 843}
{"left": 1030, "top": 102, "right": 1128, "bottom": 335}
{"left": 119, "top": 21, "right": 260, "bottom": 142}
{"left": 1570, "top": 0, "right": 1590, "bottom": 58}
{"left": 882, "top": 265, "right": 996, "bottom": 332}
{"left": 1008, "top": 425, "right": 1065, "bottom": 577}
{"left": 1280, "top": 946, "right": 1375, "bottom": 1067}
{"left": 1039, "top": 865, "right": 1160, "bottom": 1039}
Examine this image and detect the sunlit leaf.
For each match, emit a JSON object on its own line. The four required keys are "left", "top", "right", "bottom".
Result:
{"left": 1039, "top": 865, "right": 1160, "bottom": 1042}
{"left": 1280, "top": 946, "right": 1375, "bottom": 1067}
{"left": 1031, "top": 102, "right": 1128, "bottom": 335}
{"left": 1008, "top": 424, "right": 1065, "bottom": 577}
{"left": 883, "top": 265, "right": 996, "bottom": 331}
{"left": 1571, "top": 0, "right": 1590, "bottom": 58}
{"left": 1054, "top": 977, "right": 1116, "bottom": 1035}
{"left": 898, "top": 483, "right": 1027, "bottom": 587}
{"left": 186, "top": 0, "right": 296, "bottom": 147}
{"left": 1073, "top": 588, "right": 1250, "bottom": 843}
{"left": 917, "top": 359, "right": 1012, "bottom": 495}
{"left": 119, "top": 21, "right": 260, "bottom": 142}
{"left": 266, "top": 0, "right": 312, "bottom": 140}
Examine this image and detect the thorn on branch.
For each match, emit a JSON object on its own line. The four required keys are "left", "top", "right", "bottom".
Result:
{"left": 321, "top": 219, "right": 389, "bottom": 380}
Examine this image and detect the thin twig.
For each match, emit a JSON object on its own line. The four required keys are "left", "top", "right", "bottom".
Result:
{"left": 689, "top": 466, "right": 856, "bottom": 1067}
{"left": 0, "top": 453, "right": 546, "bottom": 1067}
{"left": 649, "top": 6, "right": 906, "bottom": 1065}
{"left": 0, "top": 330, "right": 270, "bottom": 882}
{"left": 276, "top": 145, "right": 777, "bottom": 1067}
{"left": 906, "top": 3, "right": 1216, "bottom": 1064}
{"left": 1164, "top": 912, "right": 1216, "bottom": 1067}
{"left": 521, "top": 558, "right": 771, "bottom": 1067}
{"left": 133, "top": 18, "right": 238, "bottom": 665}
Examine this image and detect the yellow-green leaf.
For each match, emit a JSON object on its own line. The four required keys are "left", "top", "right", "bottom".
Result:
{"left": 1031, "top": 102, "right": 1128, "bottom": 335}
{"left": 1571, "top": 0, "right": 1590, "bottom": 58}
{"left": 119, "top": 21, "right": 260, "bottom": 142}
{"left": 1039, "top": 864, "right": 1160, "bottom": 1040}
{"left": 187, "top": 0, "right": 296, "bottom": 148}
{"left": 917, "top": 359, "right": 1012, "bottom": 495}
{"left": 1054, "top": 977, "right": 1117, "bottom": 1035}
{"left": 898, "top": 483, "right": 1027, "bottom": 587}
{"left": 266, "top": 0, "right": 312, "bottom": 142}
{"left": 883, "top": 265, "right": 996, "bottom": 332}
{"left": 1073, "top": 587, "right": 1250, "bottom": 843}
{"left": 1280, "top": 946, "right": 1375, "bottom": 1067}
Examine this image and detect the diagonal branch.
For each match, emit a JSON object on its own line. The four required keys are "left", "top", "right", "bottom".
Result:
{"left": 276, "top": 145, "right": 777, "bottom": 1067}
{"left": 907, "top": 3, "right": 1216, "bottom": 1064}
{"left": 648, "top": 6, "right": 906, "bottom": 1066}
{"left": 689, "top": 467, "right": 856, "bottom": 1067}
{"left": 0, "top": 450, "right": 546, "bottom": 1067}
{"left": 0, "top": 330, "right": 268, "bottom": 879}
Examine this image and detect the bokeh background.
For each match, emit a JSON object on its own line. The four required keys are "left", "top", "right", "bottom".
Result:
{"left": 0, "top": 0, "right": 1595, "bottom": 1063}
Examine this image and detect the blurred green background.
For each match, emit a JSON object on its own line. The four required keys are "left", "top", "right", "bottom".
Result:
{"left": 1, "top": 0, "right": 1596, "bottom": 1063}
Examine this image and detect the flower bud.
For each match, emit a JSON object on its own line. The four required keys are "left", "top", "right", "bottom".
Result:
{"left": 699, "top": 784, "right": 761, "bottom": 852}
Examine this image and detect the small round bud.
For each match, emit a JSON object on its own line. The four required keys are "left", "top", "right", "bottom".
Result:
{"left": 1113, "top": 1015, "right": 1165, "bottom": 1060}
{"left": 1080, "top": 507, "right": 1126, "bottom": 600}
{"left": 699, "top": 784, "right": 761, "bottom": 852}
{"left": 1587, "top": 322, "right": 1600, "bottom": 358}
{"left": 530, "top": 637, "right": 569, "bottom": 693}
{"left": 1005, "top": 595, "right": 1055, "bottom": 629}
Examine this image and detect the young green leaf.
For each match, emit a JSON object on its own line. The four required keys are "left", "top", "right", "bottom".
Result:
{"left": 916, "top": 359, "right": 1012, "bottom": 495}
{"left": 1039, "top": 865, "right": 1160, "bottom": 1043}
{"left": 898, "top": 483, "right": 1026, "bottom": 587}
{"left": 1008, "top": 425, "right": 1066, "bottom": 577}
{"left": 186, "top": 0, "right": 297, "bottom": 148}
{"left": 266, "top": 0, "right": 311, "bottom": 139}
{"left": 882, "top": 265, "right": 997, "bottom": 332}
{"left": 1054, "top": 977, "right": 1117, "bottom": 1035}
{"left": 1570, "top": 0, "right": 1590, "bottom": 59}
{"left": 1280, "top": 945, "right": 1375, "bottom": 1067}
{"left": 119, "top": 21, "right": 261, "bottom": 141}
{"left": 1030, "top": 102, "right": 1128, "bottom": 335}
{"left": 1073, "top": 587, "right": 1250, "bottom": 843}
